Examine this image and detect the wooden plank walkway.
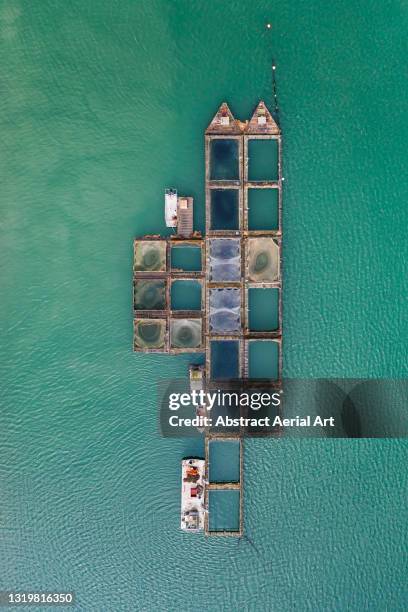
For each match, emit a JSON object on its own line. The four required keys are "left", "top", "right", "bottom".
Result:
{"left": 177, "top": 197, "right": 193, "bottom": 238}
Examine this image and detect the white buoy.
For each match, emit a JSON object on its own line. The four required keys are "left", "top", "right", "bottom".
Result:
{"left": 266, "top": 23, "right": 272, "bottom": 29}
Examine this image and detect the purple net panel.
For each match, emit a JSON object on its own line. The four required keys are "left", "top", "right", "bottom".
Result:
{"left": 209, "top": 288, "right": 241, "bottom": 333}
{"left": 209, "top": 238, "right": 241, "bottom": 282}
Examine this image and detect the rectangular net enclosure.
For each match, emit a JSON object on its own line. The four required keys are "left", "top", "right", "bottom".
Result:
{"left": 208, "top": 490, "right": 240, "bottom": 532}
{"left": 210, "top": 189, "right": 239, "bottom": 230}
{"left": 171, "top": 280, "right": 202, "bottom": 311}
{"left": 248, "top": 340, "right": 280, "bottom": 379}
{"left": 248, "top": 138, "right": 278, "bottom": 181}
{"left": 209, "top": 288, "right": 241, "bottom": 333}
{"left": 247, "top": 237, "right": 280, "bottom": 283}
{"left": 208, "top": 392, "right": 241, "bottom": 436}
{"left": 210, "top": 340, "right": 240, "bottom": 379}
{"left": 248, "top": 288, "right": 280, "bottom": 331}
{"left": 134, "top": 279, "right": 167, "bottom": 310}
{"left": 170, "top": 318, "right": 202, "bottom": 349}
{"left": 170, "top": 245, "right": 202, "bottom": 271}
{"left": 210, "top": 138, "right": 239, "bottom": 180}
{"left": 209, "top": 238, "right": 241, "bottom": 281}
{"left": 247, "top": 188, "right": 279, "bottom": 231}
{"left": 209, "top": 440, "right": 240, "bottom": 483}
{"left": 134, "top": 240, "right": 167, "bottom": 272}
{"left": 134, "top": 319, "right": 166, "bottom": 350}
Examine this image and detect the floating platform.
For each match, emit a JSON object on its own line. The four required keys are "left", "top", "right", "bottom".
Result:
{"left": 133, "top": 101, "right": 283, "bottom": 536}
{"left": 165, "top": 188, "right": 194, "bottom": 237}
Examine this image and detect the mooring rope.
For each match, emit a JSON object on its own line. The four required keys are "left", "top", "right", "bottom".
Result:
{"left": 265, "top": 23, "right": 280, "bottom": 124}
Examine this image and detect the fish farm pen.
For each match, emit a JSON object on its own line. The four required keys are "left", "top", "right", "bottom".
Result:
{"left": 133, "top": 101, "right": 282, "bottom": 536}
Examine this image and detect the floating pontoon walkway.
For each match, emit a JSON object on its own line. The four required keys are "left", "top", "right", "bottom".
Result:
{"left": 177, "top": 197, "right": 194, "bottom": 238}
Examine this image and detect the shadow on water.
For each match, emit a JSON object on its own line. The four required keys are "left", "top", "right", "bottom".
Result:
{"left": 341, "top": 394, "right": 362, "bottom": 438}
{"left": 238, "top": 533, "right": 261, "bottom": 556}
{"left": 346, "top": 380, "right": 408, "bottom": 438}
{"left": 284, "top": 379, "right": 408, "bottom": 438}
{"left": 315, "top": 379, "right": 408, "bottom": 438}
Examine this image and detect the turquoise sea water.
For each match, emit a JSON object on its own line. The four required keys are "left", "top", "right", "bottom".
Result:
{"left": 1, "top": 1, "right": 408, "bottom": 610}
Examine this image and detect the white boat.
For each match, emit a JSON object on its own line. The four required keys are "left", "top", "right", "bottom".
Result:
{"left": 165, "top": 188, "right": 178, "bottom": 227}
{"left": 181, "top": 458, "right": 205, "bottom": 532}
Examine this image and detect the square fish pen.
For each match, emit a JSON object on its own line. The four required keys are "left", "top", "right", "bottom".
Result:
{"left": 206, "top": 129, "right": 243, "bottom": 235}
{"left": 209, "top": 138, "right": 240, "bottom": 182}
{"left": 246, "top": 287, "right": 281, "bottom": 337}
{"left": 246, "top": 187, "right": 279, "bottom": 232}
{"left": 245, "top": 338, "right": 282, "bottom": 380}
{"left": 134, "top": 239, "right": 167, "bottom": 273}
{"left": 133, "top": 278, "right": 167, "bottom": 312}
{"left": 170, "top": 242, "right": 203, "bottom": 273}
{"left": 208, "top": 237, "right": 241, "bottom": 283}
{"left": 134, "top": 318, "right": 168, "bottom": 353}
{"left": 208, "top": 339, "right": 242, "bottom": 380}
{"left": 209, "top": 188, "right": 241, "bottom": 232}
{"left": 169, "top": 317, "right": 204, "bottom": 353}
{"left": 170, "top": 278, "right": 203, "bottom": 313}
{"left": 133, "top": 237, "right": 205, "bottom": 353}
{"left": 245, "top": 237, "right": 281, "bottom": 285}
{"left": 204, "top": 436, "right": 243, "bottom": 537}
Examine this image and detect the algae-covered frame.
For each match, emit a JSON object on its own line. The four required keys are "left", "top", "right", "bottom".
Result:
{"left": 170, "top": 318, "right": 203, "bottom": 351}
{"left": 208, "top": 440, "right": 241, "bottom": 482}
{"left": 134, "top": 240, "right": 167, "bottom": 272}
{"left": 133, "top": 278, "right": 167, "bottom": 311}
{"left": 134, "top": 318, "right": 167, "bottom": 351}
{"left": 247, "top": 237, "right": 280, "bottom": 283}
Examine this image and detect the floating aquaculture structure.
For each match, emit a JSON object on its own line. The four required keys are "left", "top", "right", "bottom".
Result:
{"left": 133, "top": 100, "right": 282, "bottom": 536}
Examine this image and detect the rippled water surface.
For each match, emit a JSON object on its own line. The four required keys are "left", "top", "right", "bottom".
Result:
{"left": 1, "top": 1, "right": 408, "bottom": 610}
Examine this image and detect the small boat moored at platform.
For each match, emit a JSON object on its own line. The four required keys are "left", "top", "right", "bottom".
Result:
{"left": 165, "top": 188, "right": 178, "bottom": 227}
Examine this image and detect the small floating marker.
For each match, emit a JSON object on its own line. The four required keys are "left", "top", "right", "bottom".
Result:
{"left": 266, "top": 23, "right": 272, "bottom": 29}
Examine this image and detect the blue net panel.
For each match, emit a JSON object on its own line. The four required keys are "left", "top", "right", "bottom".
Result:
{"left": 209, "top": 238, "right": 241, "bottom": 282}
{"left": 209, "top": 288, "right": 241, "bottom": 333}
